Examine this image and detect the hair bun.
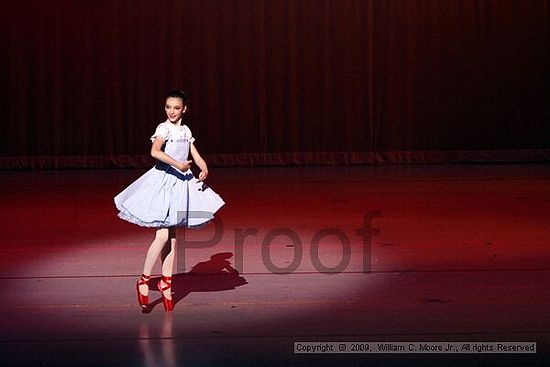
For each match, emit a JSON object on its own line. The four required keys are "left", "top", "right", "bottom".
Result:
{"left": 167, "top": 90, "right": 189, "bottom": 103}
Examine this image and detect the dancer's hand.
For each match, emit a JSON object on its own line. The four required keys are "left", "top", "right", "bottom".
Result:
{"left": 176, "top": 160, "right": 192, "bottom": 171}
{"left": 198, "top": 170, "right": 208, "bottom": 181}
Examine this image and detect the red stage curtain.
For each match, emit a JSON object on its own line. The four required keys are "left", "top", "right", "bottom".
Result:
{"left": 1, "top": 0, "right": 549, "bottom": 168}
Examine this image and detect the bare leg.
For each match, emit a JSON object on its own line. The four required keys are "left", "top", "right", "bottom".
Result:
{"left": 159, "top": 227, "right": 177, "bottom": 300}
{"left": 160, "top": 227, "right": 177, "bottom": 275}
{"left": 138, "top": 228, "right": 169, "bottom": 297}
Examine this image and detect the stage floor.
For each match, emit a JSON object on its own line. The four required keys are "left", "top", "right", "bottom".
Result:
{"left": 1, "top": 164, "right": 549, "bottom": 366}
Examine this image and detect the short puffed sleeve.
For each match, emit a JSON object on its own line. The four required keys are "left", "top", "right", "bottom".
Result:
{"left": 183, "top": 125, "right": 195, "bottom": 143}
{"left": 150, "top": 123, "right": 170, "bottom": 142}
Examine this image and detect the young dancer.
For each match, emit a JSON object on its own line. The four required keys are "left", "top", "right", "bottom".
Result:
{"left": 114, "top": 90, "right": 224, "bottom": 311}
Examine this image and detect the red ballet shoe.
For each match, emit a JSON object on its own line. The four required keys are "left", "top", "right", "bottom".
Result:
{"left": 157, "top": 276, "right": 173, "bottom": 312}
{"left": 136, "top": 274, "right": 150, "bottom": 308}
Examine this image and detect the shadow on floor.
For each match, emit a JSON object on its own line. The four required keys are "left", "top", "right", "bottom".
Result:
{"left": 144, "top": 252, "right": 248, "bottom": 313}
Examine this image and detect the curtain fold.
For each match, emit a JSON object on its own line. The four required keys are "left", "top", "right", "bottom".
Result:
{"left": 1, "top": 0, "right": 549, "bottom": 168}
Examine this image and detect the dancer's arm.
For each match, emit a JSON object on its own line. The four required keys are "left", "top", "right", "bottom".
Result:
{"left": 150, "top": 137, "right": 192, "bottom": 171}
{"left": 190, "top": 143, "right": 208, "bottom": 181}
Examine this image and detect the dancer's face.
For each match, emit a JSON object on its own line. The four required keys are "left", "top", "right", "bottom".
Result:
{"left": 165, "top": 97, "right": 186, "bottom": 123}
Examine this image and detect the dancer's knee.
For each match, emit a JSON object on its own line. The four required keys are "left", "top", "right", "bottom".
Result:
{"left": 155, "top": 228, "right": 169, "bottom": 242}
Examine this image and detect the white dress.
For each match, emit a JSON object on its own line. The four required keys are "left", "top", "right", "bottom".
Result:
{"left": 114, "top": 121, "right": 225, "bottom": 228}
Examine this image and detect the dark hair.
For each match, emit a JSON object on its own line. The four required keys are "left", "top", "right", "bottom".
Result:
{"left": 166, "top": 90, "right": 189, "bottom": 105}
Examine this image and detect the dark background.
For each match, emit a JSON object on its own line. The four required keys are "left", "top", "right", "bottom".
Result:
{"left": 1, "top": 0, "right": 549, "bottom": 167}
